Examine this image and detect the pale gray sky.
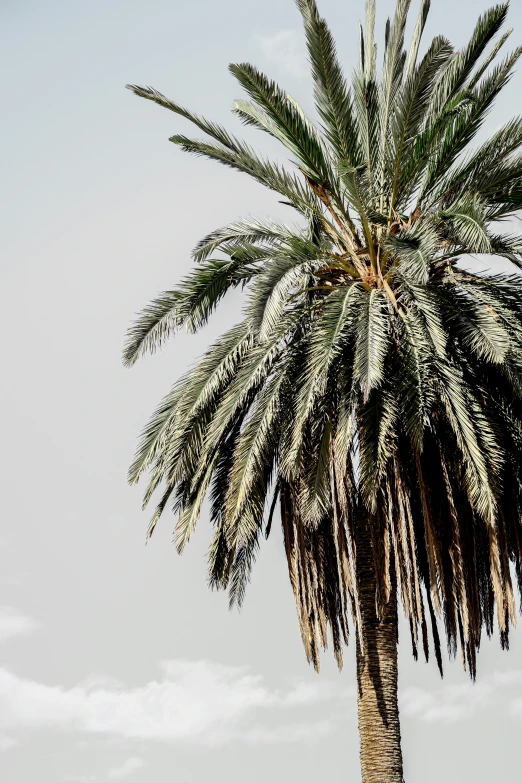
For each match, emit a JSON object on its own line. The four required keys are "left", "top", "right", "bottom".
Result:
{"left": 2, "top": 0, "right": 522, "bottom": 781}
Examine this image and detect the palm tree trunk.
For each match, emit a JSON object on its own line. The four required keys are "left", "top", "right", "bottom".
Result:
{"left": 355, "top": 514, "right": 403, "bottom": 783}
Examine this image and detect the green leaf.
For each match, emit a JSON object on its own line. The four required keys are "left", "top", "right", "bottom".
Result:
{"left": 229, "top": 62, "right": 333, "bottom": 182}
{"left": 354, "top": 288, "right": 392, "bottom": 397}
{"left": 297, "top": 0, "right": 362, "bottom": 167}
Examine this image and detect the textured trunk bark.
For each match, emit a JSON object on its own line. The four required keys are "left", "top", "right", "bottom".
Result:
{"left": 356, "top": 514, "right": 403, "bottom": 783}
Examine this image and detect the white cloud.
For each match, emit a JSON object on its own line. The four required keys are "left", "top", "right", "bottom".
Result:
{"left": 401, "top": 669, "right": 522, "bottom": 722}
{"left": 401, "top": 683, "right": 492, "bottom": 722}
{"left": 491, "top": 670, "right": 522, "bottom": 687}
{"left": 107, "top": 757, "right": 145, "bottom": 780}
{"left": 278, "top": 678, "right": 335, "bottom": 706}
{"left": 0, "top": 659, "right": 335, "bottom": 747}
{"left": 256, "top": 30, "right": 309, "bottom": 78}
{"left": 0, "top": 606, "right": 38, "bottom": 643}
{"left": 0, "top": 734, "right": 18, "bottom": 752}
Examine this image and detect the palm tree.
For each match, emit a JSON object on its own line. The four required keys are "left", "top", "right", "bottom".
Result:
{"left": 124, "top": 1, "right": 522, "bottom": 779}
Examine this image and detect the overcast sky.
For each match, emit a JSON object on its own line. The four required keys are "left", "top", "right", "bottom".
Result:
{"left": 2, "top": 0, "right": 522, "bottom": 781}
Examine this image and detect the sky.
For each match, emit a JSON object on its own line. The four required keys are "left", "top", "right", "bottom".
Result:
{"left": 2, "top": 0, "right": 522, "bottom": 781}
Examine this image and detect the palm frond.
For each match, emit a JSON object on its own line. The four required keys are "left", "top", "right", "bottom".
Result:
{"left": 229, "top": 62, "right": 333, "bottom": 182}
{"left": 123, "top": 290, "right": 183, "bottom": 367}
{"left": 297, "top": 0, "right": 362, "bottom": 167}
{"left": 192, "top": 217, "right": 294, "bottom": 263}
{"left": 354, "top": 289, "right": 392, "bottom": 398}
{"left": 404, "top": 0, "right": 431, "bottom": 82}
{"left": 126, "top": 0, "right": 522, "bottom": 679}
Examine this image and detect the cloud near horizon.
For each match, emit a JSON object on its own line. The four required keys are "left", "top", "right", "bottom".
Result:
{"left": 402, "top": 670, "right": 522, "bottom": 722}
{"left": 2, "top": 606, "right": 522, "bottom": 753}
{"left": 1, "top": 639, "right": 522, "bottom": 751}
{"left": 0, "top": 658, "right": 337, "bottom": 748}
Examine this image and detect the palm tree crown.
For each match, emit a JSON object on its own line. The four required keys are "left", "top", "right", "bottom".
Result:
{"left": 124, "top": 0, "right": 522, "bottom": 680}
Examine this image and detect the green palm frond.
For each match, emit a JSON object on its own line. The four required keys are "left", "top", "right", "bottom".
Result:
{"left": 404, "top": 0, "right": 431, "bottom": 82}
{"left": 192, "top": 216, "right": 294, "bottom": 263}
{"left": 440, "top": 194, "right": 492, "bottom": 253}
{"left": 226, "top": 399, "right": 281, "bottom": 528}
{"left": 126, "top": 0, "right": 522, "bottom": 680}
{"left": 397, "top": 306, "right": 434, "bottom": 450}
{"left": 124, "top": 259, "right": 259, "bottom": 368}
{"left": 386, "top": 223, "right": 439, "bottom": 283}
{"left": 229, "top": 62, "right": 334, "bottom": 183}
{"left": 168, "top": 134, "right": 322, "bottom": 214}
{"left": 388, "top": 36, "right": 453, "bottom": 210}
{"left": 297, "top": 0, "right": 362, "bottom": 167}
{"left": 123, "top": 290, "right": 183, "bottom": 367}
{"left": 354, "top": 288, "right": 392, "bottom": 398}
{"left": 422, "top": 44, "right": 522, "bottom": 202}
{"left": 126, "top": 84, "right": 243, "bottom": 148}
{"left": 427, "top": 4, "right": 509, "bottom": 119}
